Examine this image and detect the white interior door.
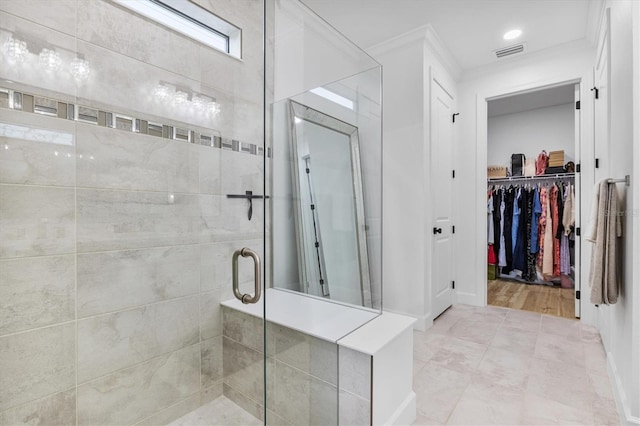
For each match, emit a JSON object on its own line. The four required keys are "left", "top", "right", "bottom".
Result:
{"left": 431, "top": 77, "right": 455, "bottom": 319}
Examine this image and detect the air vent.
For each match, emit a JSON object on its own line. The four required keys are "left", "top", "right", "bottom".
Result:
{"left": 495, "top": 43, "right": 525, "bottom": 58}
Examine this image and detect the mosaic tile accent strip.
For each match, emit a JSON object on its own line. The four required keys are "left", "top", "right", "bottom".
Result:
{"left": 0, "top": 87, "right": 268, "bottom": 157}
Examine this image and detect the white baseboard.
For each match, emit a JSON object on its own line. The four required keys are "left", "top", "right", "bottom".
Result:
{"left": 608, "top": 353, "right": 640, "bottom": 425}
{"left": 383, "top": 391, "right": 416, "bottom": 426}
{"left": 382, "top": 308, "right": 432, "bottom": 331}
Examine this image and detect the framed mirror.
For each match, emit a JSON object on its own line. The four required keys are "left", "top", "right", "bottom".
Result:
{"left": 288, "top": 100, "right": 372, "bottom": 307}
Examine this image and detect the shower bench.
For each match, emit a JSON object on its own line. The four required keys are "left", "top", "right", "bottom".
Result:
{"left": 221, "top": 288, "right": 416, "bottom": 425}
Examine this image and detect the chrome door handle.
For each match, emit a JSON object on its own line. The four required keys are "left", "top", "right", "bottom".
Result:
{"left": 232, "top": 247, "right": 262, "bottom": 304}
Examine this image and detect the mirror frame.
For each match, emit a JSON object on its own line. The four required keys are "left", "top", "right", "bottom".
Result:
{"left": 288, "top": 100, "right": 372, "bottom": 307}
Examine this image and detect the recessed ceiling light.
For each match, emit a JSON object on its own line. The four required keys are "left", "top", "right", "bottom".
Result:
{"left": 503, "top": 29, "right": 522, "bottom": 40}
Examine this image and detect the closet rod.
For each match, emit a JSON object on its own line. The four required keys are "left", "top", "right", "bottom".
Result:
{"left": 607, "top": 175, "right": 630, "bottom": 186}
{"left": 488, "top": 173, "right": 575, "bottom": 184}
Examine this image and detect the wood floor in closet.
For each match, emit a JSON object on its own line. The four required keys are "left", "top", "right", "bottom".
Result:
{"left": 488, "top": 279, "right": 576, "bottom": 320}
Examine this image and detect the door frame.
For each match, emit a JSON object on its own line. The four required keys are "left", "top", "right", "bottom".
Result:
{"left": 474, "top": 75, "right": 597, "bottom": 325}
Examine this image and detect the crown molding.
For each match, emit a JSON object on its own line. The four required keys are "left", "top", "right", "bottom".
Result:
{"left": 367, "top": 24, "right": 461, "bottom": 80}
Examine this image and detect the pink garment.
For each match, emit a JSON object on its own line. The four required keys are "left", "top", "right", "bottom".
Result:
{"left": 537, "top": 186, "right": 548, "bottom": 268}
{"left": 550, "top": 184, "right": 560, "bottom": 277}
{"left": 536, "top": 151, "right": 549, "bottom": 175}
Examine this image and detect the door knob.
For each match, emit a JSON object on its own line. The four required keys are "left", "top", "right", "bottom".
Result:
{"left": 433, "top": 227, "right": 442, "bottom": 235}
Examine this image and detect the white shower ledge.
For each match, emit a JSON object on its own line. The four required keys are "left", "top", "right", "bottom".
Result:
{"left": 220, "top": 288, "right": 379, "bottom": 343}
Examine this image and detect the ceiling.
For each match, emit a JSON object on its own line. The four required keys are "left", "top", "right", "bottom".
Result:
{"left": 488, "top": 84, "right": 575, "bottom": 117}
{"left": 300, "top": 0, "right": 593, "bottom": 71}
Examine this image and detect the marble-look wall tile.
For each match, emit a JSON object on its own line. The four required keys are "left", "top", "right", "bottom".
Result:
{"left": 273, "top": 325, "right": 337, "bottom": 385}
{"left": 0, "top": 13, "right": 77, "bottom": 98}
{"left": 223, "top": 336, "right": 264, "bottom": 403}
{"left": 338, "top": 347, "right": 371, "bottom": 399}
{"left": 135, "top": 394, "right": 201, "bottom": 426}
{"left": 77, "top": 245, "right": 199, "bottom": 318}
{"left": 196, "top": 144, "right": 221, "bottom": 195}
{"left": 0, "top": 185, "right": 75, "bottom": 259}
{"left": 0, "top": 255, "right": 75, "bottom": 335}
{"left": 339, "top": 389, "right": 370, "bottom": 426}
{"left": 0, "top": 388, "right": 76, "bottom": 426}
{"left": 201, "top": 290, "right": 228, "bottom": 341}
{"left": 73, "top": 41, "right": 231, "bottom": 136}
{"left": 77, "top": 343, "right": 200, "bottom": 426}
{"left": 219, "top": 149, "right": 264, "bottom": 196}
{"left": 202, "top": 336, "right": 223, "bottom": 389}
{"left": 273, "top": 361, "right": 337, "bottom": 426}
{"left": 0, "top": 0, "right": 76, "bottom": 35}
{"left": 200, "top": 195, "right": 263, "bottom": 243}
{"left": 0, "top": 110, "right": 76, "bottom": 187}
{"left": 223, "top": 307, "right": 264, "bottom": 352}
{"left": 78, "top": 296, "right": 200, "bottom": 383}
{"left": 76, "top": 0, "right": 202, "bottom": 81}
{"left": 76, "top": 124, "right": 198, "bottom": 193}
{"left": 76, "top": 189, "right": 201, "bottom": 252}
{"left": 0, "top": 323, "right": 75, "bottom": 411}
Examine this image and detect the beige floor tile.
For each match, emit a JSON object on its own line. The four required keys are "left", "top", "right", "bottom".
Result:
{"left": 448, "top": 316, "right": 501, "bottom": 345}
{"left": 539, "top": 314, "right": 581, "bottom": 339}
{"left": 502, "top": 309, "right": 542, "bottom": 332}
{"left": 413, "top": 414, "right": 443, "bottom": 425}
{"left": 491, "top": 324, "right": 538, "bottom": 357}
{"left": 533, "top": 330, "right": 585, "bottom": 366}
{"left": 414, "top": 362, "right": 471, "bottom": 423}
{"left": 429, "top": 337, "right": 487, "bottom": 375}
{"left": 447, "top": 381, "right": 524, "bottom": 425}
{"left": 473, "top": 346, "right": 532, "bottom": 392}
{"left": 414, "top": 332, "right": 449, "bottom": 363}
{"left": 520, "top": 392, "right": 594, "bottom": 425}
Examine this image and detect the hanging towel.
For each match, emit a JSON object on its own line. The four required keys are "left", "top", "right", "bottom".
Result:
{"left": 586, "top": 180, "right": 622, "bottom": 305}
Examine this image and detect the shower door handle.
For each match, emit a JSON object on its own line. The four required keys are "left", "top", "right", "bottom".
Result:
{"left": 232, "top": 247, "right": 262, "bottom": 304}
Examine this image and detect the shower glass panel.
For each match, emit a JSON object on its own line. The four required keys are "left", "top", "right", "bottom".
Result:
{"left": 272, "top": 1, "right": 382, "bottom": 311}
{"left": 0, "top": 1, "right": 268, "bottom": 425}
{"left": 266, "top": 0, "right": 382, "bottom": 424}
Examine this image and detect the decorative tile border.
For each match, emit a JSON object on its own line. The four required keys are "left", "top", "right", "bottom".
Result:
{"left": 0, "top": 87, "right": 269, "bottom": 157}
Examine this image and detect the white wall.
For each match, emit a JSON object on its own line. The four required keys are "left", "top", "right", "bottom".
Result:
{"left": 368, "top": 25, "right": 459, "bottom": 329}
{"left": 488, "top": 103, "right": 575, "bottom": 169}
{"left": 594, "top": 1, "right": 639, "bottom": 422}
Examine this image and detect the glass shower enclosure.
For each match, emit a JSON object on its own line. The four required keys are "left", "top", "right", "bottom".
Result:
{"left": 0, "top": 0, "right": 381, "bottom": 424}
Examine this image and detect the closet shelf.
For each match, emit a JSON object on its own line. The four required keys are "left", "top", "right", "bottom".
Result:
{"left": 488, "top": 173, "right": 575, "bottom": 184}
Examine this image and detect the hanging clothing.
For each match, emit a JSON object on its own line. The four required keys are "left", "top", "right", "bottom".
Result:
{"left": 522, "top": 188, "right": 540, "bottom": 282}
{"left": 512, "top": 188, "right": 527, "bottom": 272}
{"left": 542, "top": 187, "right": 554, "bottom": 277}
{"left": 537, "top": 187, "right": 548, "bottom": 268}
{"left": 586, "top": 180, "right": 622, "bottom": 305}
{"left": 492, "top": 188, "right": 502, "bottom": 260}
{"left": 550, "top": 184, "right": 561, "bottom": 277}
{"left": 503, "top": 187, "right": 515, "bottom": 272}
{"left": 488, "top": 191, "right": 495, "bottom": 245}
{"left": 530, "top": 186, "right": 542, "bottom": 253}
{"left": 511, "top": 188, "right": 521, "bottom": 252}
{"left": 498, "top": 192, "right": 507, "bottom": 267}
{"left": 563, "top": 184, "right": 575, "bottom": 236}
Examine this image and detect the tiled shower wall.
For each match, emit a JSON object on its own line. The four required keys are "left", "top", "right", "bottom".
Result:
{"left": 0, "top": 0, "right": 265, "bottom": 424}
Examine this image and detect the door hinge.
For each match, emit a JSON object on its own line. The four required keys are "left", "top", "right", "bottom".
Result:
{"left": 575, "top": 100, "right": 581, "bottom": 110}
{"left": 452, "top": 113, "right": 460, "bottom": 123}
{"left": 576, "top": 290, "right": 581, "bottom": 300}
{"left": 305, "top": 168, "right": 310, "bottom": 174}
{"left": 576, "top": 163, "right": 581, "bottom": 173}
{"left": 595, "top": 158, "right": 600, "bottom": 168}
{"left": 452, "top": 281, "right": 455, "bottom": 289}
{"left": 591, "top": 87, "right": 599, "bottom": 99}
{"left": 575, "top": 227, "right": 581, "bottom": 237}
{"left": 452, "top": 170, "right": 456, "bottom": 178}
{"left": 310, "top": 204, "right": 315, "bottom": 210}
{"left": 452, "top": 225, "right": 455, "bottom": 234}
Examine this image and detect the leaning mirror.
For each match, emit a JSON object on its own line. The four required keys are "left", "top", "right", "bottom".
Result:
{"left": 288, "top": 100, "right": 372, "bottom": 307}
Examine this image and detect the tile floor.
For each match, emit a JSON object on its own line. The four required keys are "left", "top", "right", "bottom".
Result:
{"left": 412, "top": 305, "right": 620, "bottom": 425}
{"left": 168, "top": 304, "right": 619, "bottom": 426}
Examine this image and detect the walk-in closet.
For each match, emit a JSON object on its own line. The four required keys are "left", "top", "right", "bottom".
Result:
{"left": 486, "top": 83, "right": 580, "bottom": 319}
